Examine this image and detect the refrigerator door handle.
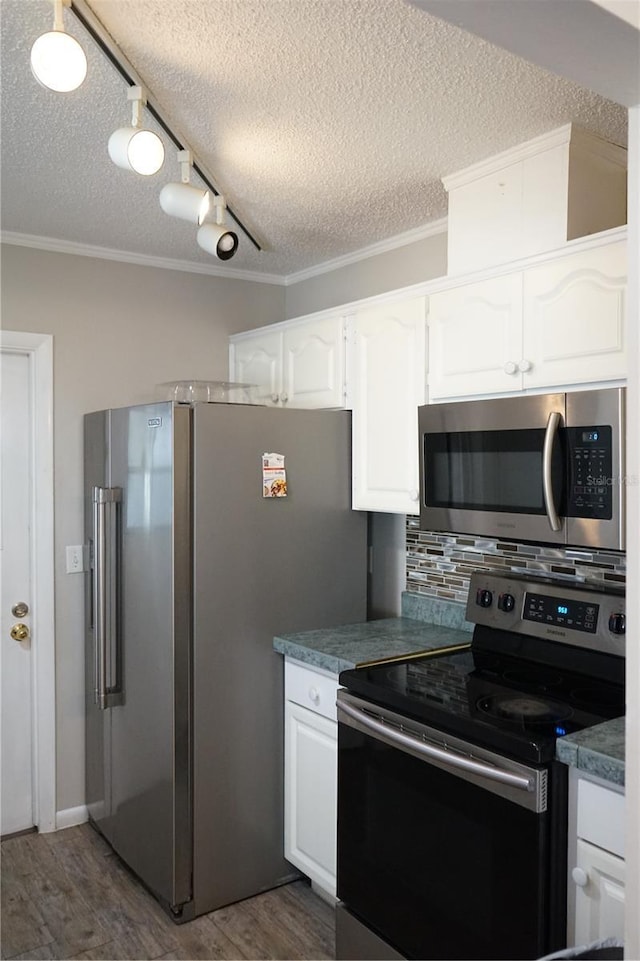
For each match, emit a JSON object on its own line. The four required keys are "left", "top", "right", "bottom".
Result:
{"left": 92, "top": 486, "right": 123, "bottom": 709}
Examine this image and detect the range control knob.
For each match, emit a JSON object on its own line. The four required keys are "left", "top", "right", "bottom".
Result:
{"left": 608, "top": 613, "right": 626, "bottom": 635}
{"left": 476, "top": 589, "right": 493, "bottom": 608}
{"left": 498, "top": 592, "right": 515, "bottom": 613}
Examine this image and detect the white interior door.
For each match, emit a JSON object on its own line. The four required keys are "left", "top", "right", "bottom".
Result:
{"left": 1, "top": 349, "right": 34, "bottom": 835}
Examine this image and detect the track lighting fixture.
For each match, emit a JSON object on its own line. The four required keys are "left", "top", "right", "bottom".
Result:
{"left": 30, "top": 0, "right": 87, "bottom": 93}
{"left": 159, "top": 150, "right": 211, "bottom": 226}
{"left": 108, "top": 86, "right": 165, "bottom": 176}
{"left": 197, "top": 197, "right": 239, "bottom": 261}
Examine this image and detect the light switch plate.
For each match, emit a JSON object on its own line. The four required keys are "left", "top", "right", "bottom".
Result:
{"left": 66, "top": 545, "right": 85, "bottom": 574}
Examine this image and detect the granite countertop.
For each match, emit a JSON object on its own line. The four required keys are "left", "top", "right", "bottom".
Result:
{"left": 273, "top": 592, "right": 473, "bottom": 675}
{"left": 556, "top": 716, "right": 625, "bottom": 787}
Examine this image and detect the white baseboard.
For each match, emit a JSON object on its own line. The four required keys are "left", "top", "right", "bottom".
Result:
{"left": 55, "top": 805, "right": 89, "bottom": 831}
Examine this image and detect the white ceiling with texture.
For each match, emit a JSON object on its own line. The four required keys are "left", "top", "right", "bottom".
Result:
{"left": 0, "top": 0, "right": 629, "bottom": 281}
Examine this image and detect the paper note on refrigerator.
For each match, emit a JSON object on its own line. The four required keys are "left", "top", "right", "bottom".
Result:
{"left": 262, "top": 453, "right": 288, "bottom": 497}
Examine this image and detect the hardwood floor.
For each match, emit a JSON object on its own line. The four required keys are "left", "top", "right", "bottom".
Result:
{"left": 1, "top": 825, "right": 335, "bottom": 961}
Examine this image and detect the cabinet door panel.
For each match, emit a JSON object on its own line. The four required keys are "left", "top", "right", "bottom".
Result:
{"left": 574, "top": 838, "right": 625, "bottom": 946}
{"left": 230, "top": 331, "right": 282, "bottom": 406}
{"left": 284, "top": 700, "right": 337, "bottom": 897}
{"left": 523, "top": 242, "right": 626, "bottom": 388}
{"left": 352, "top": 298, "right": 426, "bottom": 513}
{"left": 428, "top": 274, "right": 523, "bottom": 400}
{"left": 283, "top": 315, "right": 345, "bottom": 409}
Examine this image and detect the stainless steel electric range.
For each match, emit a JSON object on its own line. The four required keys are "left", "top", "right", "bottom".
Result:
{"left": 335, "top": 571, "right": 626, "bottom": 961}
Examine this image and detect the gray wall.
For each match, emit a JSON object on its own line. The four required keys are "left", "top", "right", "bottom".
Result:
{"left": 284, "top": 231, "right": 447, "bottom": 318}
{"left": 1, "top": 243, "right": 285, "bottom": 814}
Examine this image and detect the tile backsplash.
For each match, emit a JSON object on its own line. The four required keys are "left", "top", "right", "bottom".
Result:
{"left": 406, "top": 518, "right": 626, "bottom": 605}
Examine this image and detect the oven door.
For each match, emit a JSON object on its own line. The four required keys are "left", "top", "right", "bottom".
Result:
{"left": 336, "top": 691, "right": 567, "bottom": 961}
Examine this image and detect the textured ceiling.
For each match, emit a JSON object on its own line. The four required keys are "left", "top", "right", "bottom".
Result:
{"left": 0, "top": 0, "right": 629, "bottom": 280}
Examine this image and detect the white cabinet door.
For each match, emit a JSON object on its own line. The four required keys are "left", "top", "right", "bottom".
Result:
{"left": 284, "top": 699, "right": 337, "bottom": 897}
{"left": 229, "top": 330, "right": 282, "bottom": 406}
{"left": 282, "top": 314, "right": 345, "bottom": 409}
{"left": 573, "top": 838, "right": 625, "bottom": 945}
{"left": 428, "top": 274, "right": 523, "bottom": 400}
{"left": 351, "top": 297, "right": 427, "bottom": 514}
{"left": 523, "top": 242, "right": 627, "bottom": 389}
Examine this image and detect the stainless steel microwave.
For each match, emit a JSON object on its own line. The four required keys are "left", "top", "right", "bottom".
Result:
{"left": 418, "top": 388, "right": 626, "bottom": 551}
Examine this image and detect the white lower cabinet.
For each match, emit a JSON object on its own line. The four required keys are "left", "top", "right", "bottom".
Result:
{"left": 570, "top": 777, "right": 625, "bottom": 946}
{"left": 574, "top": 839, "right": 625, "bottom": 944}
{"left": 350, "top": 296, "right": 427, "bottom": 514}
{"left": 284, "top": 660, "right": 338, "bottom": 898}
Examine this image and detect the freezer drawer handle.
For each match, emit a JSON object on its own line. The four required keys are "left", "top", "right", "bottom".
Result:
{"left": 542, "top": 411, "right": 563, "bottom": 532}
{"left": 338, "top": 699, "right": 534, "bottom": 793}
{"left": 92, "top": 486, "right": 122, "bottom": 709}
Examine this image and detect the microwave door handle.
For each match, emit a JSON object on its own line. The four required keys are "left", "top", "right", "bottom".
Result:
{"left": 543, "top": 411, "right": 563, "bottom": 532}
{"left": 338, "top": 700, "right": 534, "bottom": 792}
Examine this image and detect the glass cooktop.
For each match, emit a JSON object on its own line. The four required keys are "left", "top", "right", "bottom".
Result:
{"left": 339, "top": 644, "right": 625, "bottom": 764}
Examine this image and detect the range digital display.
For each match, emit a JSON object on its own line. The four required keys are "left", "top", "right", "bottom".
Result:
{"left": 523, "top": 592, "right": 599, "bottom": 634}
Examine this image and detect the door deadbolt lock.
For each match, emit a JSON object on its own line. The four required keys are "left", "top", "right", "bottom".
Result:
{"left": 11, "top": 623, "right": 30, "bottom": 642}
{"left": 12, "top": 602, "right": 29, "bottom": 618}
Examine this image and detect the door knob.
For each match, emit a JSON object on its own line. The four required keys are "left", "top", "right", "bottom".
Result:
{"left": 11, "top": 623, "right": 30, "bottom": 642}
{"left": 12, "top": 602, "right": 29, "bottom": 617}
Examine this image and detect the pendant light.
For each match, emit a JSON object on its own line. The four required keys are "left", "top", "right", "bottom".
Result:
{"left": 30, "top": 0, "right": 87, "bottom": 93}
{"left": 160, "top": 150, "right": 211, "bottom": 226}
{"left": 197, "top": 197, "right": 239, "bottom": 261}
{"left": 108, "top": 86, "right": 165, "bottom": 176}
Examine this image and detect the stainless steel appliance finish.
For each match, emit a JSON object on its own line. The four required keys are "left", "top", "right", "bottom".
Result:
{"left": 335, "top": 571, "right": 625, "bottom": 960}
{"left": 418, "top": 387, "right": 625, "bottom": 550}
{"left": 84, "top": 402, "right": 367, "bottom": 921}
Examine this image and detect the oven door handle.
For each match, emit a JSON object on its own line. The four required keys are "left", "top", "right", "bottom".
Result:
{"left": 338, "top": 700, "right": 534, "bottom": 792}
{"left": 543, "top": 410, "right": 563, "bottom": 532}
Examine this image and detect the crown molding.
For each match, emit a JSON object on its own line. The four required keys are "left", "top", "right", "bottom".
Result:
{"left": 1, "top": 218, "right": 448, "bottom": 288}
{"left": 283, "top": 218, "right": 448, "bottom": 285}
{"left": 0, "top": 231, "right": 285, "bottom": 285}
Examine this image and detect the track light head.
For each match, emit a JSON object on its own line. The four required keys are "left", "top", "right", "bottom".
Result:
{"left": 108, "top": 87, "right": 165, "bottom": 176}
{"left": 197, "top": 222, "right": 239, "bottom": 261}
{"left": 197, "top": 196, "right": 239, "bottom": 260}
{"left": 30, "top": 0, "right": 87, "bottom": 93}
{"left": 159, "top": 150, "right": 211, "bottom": 225}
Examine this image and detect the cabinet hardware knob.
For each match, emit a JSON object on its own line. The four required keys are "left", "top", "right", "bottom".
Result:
{"left": 309, "top": 687, "right": 320, "bottom": 704}
{"left": 271, "top": 393, "right": 279, "bottom": 404}
{"left": 504, "top": 361, "right": 517, "bottom": 375}
{"left": 572, "top": 867, "right": 589, "bottom": 888}
{"left": 518, "top": 359, "right": 532, "bottom": 373}
{"left": 409, "top": 489, "right": 419, "bottom": 502}
{"left": 280, "top": 393, "right": 289, "bottom": 403}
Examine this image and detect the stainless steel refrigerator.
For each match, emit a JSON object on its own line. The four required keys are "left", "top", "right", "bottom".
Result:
{"left": 84, "top": 401, "right": 367, "bottom": 922}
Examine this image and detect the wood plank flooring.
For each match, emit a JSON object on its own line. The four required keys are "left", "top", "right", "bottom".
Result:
{"left": 1, "top": 825, "right": 335, "bottom": 961}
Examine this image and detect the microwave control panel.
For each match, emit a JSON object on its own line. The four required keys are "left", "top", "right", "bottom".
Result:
{"left": 566, "top": 425, "right": 613, "bottom": 519}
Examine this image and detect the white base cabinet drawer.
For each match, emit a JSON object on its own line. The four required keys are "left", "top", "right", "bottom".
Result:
{"left": 285, "top": 659, "right": 338, "bottom": 722}
{"left": 284, "top": 699, "right": 337, "bottom": 898}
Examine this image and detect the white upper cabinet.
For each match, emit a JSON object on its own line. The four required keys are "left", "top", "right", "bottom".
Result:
{"left": 428, "top": 273, "right": 523, "bottom": 400}
{"left": 428, "top": 237, "right": 627, "bottom": 401}
{"left": 443, "top": 125, "right": 627, "bottom": 276}
{"left": 522, "top": 241, "right": 627, "bottom": 389}
{"left": 230, "top": 328, "right": 281, "bottom": 405}
{"left": 350, "top": 296, "right": 427, "bottom": 514}
{"left": 229, "top": 313, "right": 346, "bottom": 408}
